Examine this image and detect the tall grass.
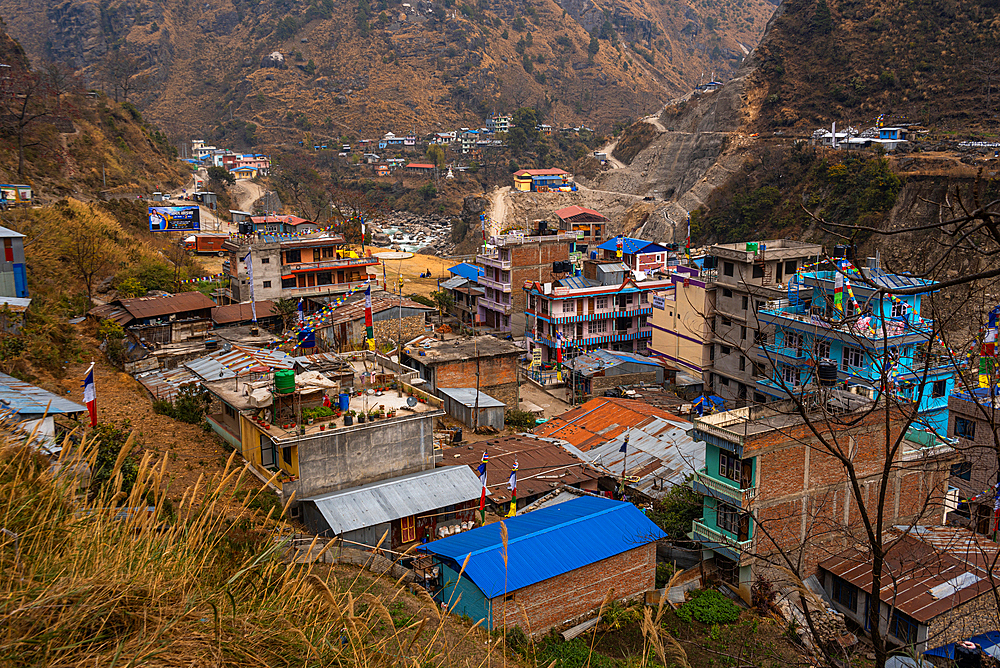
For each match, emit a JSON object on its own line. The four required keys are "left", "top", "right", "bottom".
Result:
{"left": 0, "top": 429, "right": 499, "bottom": 667}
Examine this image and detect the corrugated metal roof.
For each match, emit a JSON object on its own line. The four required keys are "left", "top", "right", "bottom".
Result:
{"left": 89, "top": 303, "right": 133, "bottom": 326}
{"left": 0, "top": 225, "right": 24, "bottom": 239}
{"left": 212, "top": 301, "right": 276, "bottom": 325}
{"left": 439, "top": 387, "right": 505, "bottom": 409}
{"left": 118, "top": 292, "right": 217, "bottom": 320}
{"left": 419, "top": 496, "right": 665, "bottom": 597}
{"left": 554, "top": 206, "right": 607, "bottom": 221}
{"left": 819, "top": 526, "right": 1000, "bottom": 623}
{"left": 306, "top": 466, "right": 482, "bottom": 534}
{"left": 440, "top": 275, "right": 470, "bottom": 291}
{"left": 0, "top": 297, "right": 31, "bottom": 313}
{"left": 534, "top": 398, "right": 703, "bottom": 496}
{"left": 137, "top": 345, "right": 295, "bottom": 401}
{"left": 448, "top": 262, "right": 484, "bottom": 281}
{"left": 0, "top": 372, "right": 86, "bottom": 415}
{"left": 566, "top": 349, "right": 661, "bottom": 376}
{"left": 438, "top": 433, "right": 602, "bottom": 504}
{"left": 596, "top": 237, "right": 669, "bottom": 255}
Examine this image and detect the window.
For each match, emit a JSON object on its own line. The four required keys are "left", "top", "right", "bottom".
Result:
{"left": 640, "top": 292, "right": 647, "bottom": 303}
{"left": 785, "top": 332, "right": 802, "bottom": 354}
{"left": 282, "top": 276, "right": 297, "bottom": 289}
{"left": 831, "top": 576, "right": 858, "bottom": 612}
{"left": 951, "top": 462, "right": 973, "bottom": 481}
{"left": 955, "top": 417, "right": 976, "bottom": 440}
{"left": 720, "top": 376, "right": 730, "bottom": 387}
{"left": 723, "top": 262, "right": 734, "bottom": 277}
{"left": 589, "top": 319, "right": 608, "bottom": 334}
{"left": 716, "top": 502, "right": 746, "bottom": 538}
{"left": 721, "top": 317, "right": 732, "bottom": 327}
{"left": 223, "top": 404, "right": 236, "bottom": 418}
{"left": 719, "top": 452, "right": 745, "bottom": 483}
{"left": 400, "top": 515, "right": 416, "bottom": 543}
{"left": 260, "top": 435, "right": 277, "bottom": 469}
{"left": 722, "top": 288, "right": 733, "bottom": 298}
{"left": 842, "top": 347, "right": 864, "bottom": 371}
{"left": 890, "top": 610, "right": 919, "bottom": 645}
{"left": 781, "top": 364, "right": 798, "bottom": 387}
{"left": 738, "top": 384, "right": 747, "bottom": 399}
{"left": 814, "top": 339, "right": 831, "bottom": 360}
{"left": 282, "top": 445, "right": 292, "bottom": 466}
{"left": 742, "top": 296, "right": 749, "bottom": 311}
{"left": 260, "top": 257, "right": 270, "bottom": 264}
{"left": 752, "top": 264, "right": 764, "bottom": 279}
{"left": 563, "top": 300, "right": 576, "bottom": 314}
{"left": 739, "top": 356, "right": 746, "bottom": 371}
{"left": 262, "top": 280, "right": 272, "bottom": 288}
{"left": 785, "top": 261, "right": 797, "bottom": 275}
{"left": 721, "top": 345, "right": 732, "bottom": 355}
{"left": 932, "top": 380, "right": 947, "bottom": 398}
{"left": 891, "top": 300, "right": 906, "bottom": 318}
{"left": 741, "top": 325, "right": 747, "bottom": 340}
{"left": 596, "top": 296, "right": 608, "bottom": 310}
{"left": 710, "top": 345, "right": 716, "bottom": 361}
{"left": 754, "top": 392, "right": 767, "bottom": 403}
{"left": 285, "top": 249, "right": 301, "bottom": 263}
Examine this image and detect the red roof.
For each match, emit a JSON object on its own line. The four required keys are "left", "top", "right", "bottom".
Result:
{"left": 406, "top": 163, "right": 435, "bottom": 169}
{"left": 514, "top": 168, "right": 569, "bottom": 177}
{"left": 249, "top": 215, "right": 316, "bottom": 227}
{"left": 534, "top": 397, "right": 682, "bottom": 452}
{"left": 554, "top": 206, "right": 608, "bottom": 221}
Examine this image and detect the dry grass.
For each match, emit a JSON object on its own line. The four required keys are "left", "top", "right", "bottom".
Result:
{"left": 0, "top": 428, "right": 513, "bottom": 667}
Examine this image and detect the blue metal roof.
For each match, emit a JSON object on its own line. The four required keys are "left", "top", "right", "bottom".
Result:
{"left": 0, "top": 372, "right": 86, "bottom": 416}
{"left": 568, "top": 349, "right": 660, "bottom": 374}
{"left": 418, "top": 496, "right": 665, "bottom": 597}
{"left": 596, "top": 237, "right": 669, "bottom": 255}
{"left": 925, "top": 630, "right": 1000, "bottom": 659}
{"left": 448, "top": 262, "right": 484, "bottom": 281}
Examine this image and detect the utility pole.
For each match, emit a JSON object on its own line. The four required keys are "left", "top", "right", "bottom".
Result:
{"left": 474, "top": 312, "right": 480, "bottom": 431}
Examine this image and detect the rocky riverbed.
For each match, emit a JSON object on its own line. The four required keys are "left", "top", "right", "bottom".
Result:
{"left": 370, "top": 212, "right": 457, "bottom": 255}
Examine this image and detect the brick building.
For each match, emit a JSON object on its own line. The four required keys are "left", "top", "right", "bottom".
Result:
{"left": 819, "top": 526, "right": 1000, "bottom": 653}
{"left": 310, "top": 294, "right": 433, "bottom": 352}
{"left": 689, "top": 393, "right": 959, "bottom": 601}
{"left": 476, "top": 231, "right": 577, "bottom": 332}
{"left": 402, "top": 335, "right": 522, "bottom": 408}
{"left": 420, "top": 497, "right": 664, "bottom": 635}
{"left": 554, "top": 206, "right": 607, "bottom": 254}
{"left": 945, "top": 389, "right": 1000, "bottom": 534}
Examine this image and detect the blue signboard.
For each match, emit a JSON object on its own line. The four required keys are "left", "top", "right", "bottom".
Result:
{"left": 148, "top": 206, "right": 201, "bottom": 231}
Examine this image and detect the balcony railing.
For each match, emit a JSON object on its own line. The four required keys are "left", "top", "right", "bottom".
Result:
{"left": 479, "top": 295, "right": 513, "bottom": 315}
{"left": 691, "top": 520, "right": 753, "bottom": 554}
{"left": 691, "top": 468, "right": 757, "bottom": 507}
{"left": 477, "top": 253, "right": 512, "bottom": 270}
{"left": 477, "top": 275, "right": 511, "bottom": 292}
{"left": 280, "top": 280, "right": 370, "bottom": 296}
{"left": 283, "top": 257, "right": 377, "bottom": 272}
{"left": 760, "top": 303, "right": 934, "bottom": 341}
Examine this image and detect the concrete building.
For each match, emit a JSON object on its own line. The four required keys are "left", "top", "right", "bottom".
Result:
{"left": 945, "top": 389, "right": 1000, "bottom": 534}
{"left": 512, "top": 168, "right": 574, "bottom": 192}
{"left": 704, "top": 239, "right": 823, "bottom": 404}
{"left": 554, "top": 206, "right": 606, "bottom": 253}
{"left": 420, "top": 497, "right": 665, "bottom": 634}
{"left": 486, "top": 114, "right": 512, "bottom": 134}
{"left": 564, "top": 349, "right": 664, "bottom": 400}
{"left": 225, "top": 234, "right": 379, "bottom": 302}
{"left": 820, "top": 526, "right": 1000, "bottom": 653}
{"left": 439, "top": 433, "right": 604, "bottom": 514}
{"left": 438, "top": 387, "right": 505, "bottom": 431}
{"left": 402, "top": 335, "right": 523, "bottom": 408}
{"left": 648, "top": 265, "right": 715, "bottom": 382}
{"left": 476, "top": 230, "right": 577, "bottom": 332}
{"left": 596, "top": 236, "right": 672, "bottom": 274}
{"left": 757, "top": 256, "right": 955, "bottom": 433}
{"left": 535, "top": 397, "right": 702, "bottom": 500}
{"left": 300, "top": 466, "right": 482, "bottom": 550}
{"left": 438, "top": 275, "right": 482, "bottom": 326}
{"left": 523, "top": 261, "right": 671, "bottom": 361}
{"left": 688, "top": 394, "right": 958, "bottom": 601}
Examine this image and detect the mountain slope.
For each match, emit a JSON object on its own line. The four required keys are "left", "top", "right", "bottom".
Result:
{"left": 0, "top": 0, "right": 776, "bottom": 141}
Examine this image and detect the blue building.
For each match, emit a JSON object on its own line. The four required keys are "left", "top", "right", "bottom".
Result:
{"left": 755, "top": 257, "right": 955, "bottom": 433}
{"left": 418, "top": 496, "right": 664, "bottom": 635}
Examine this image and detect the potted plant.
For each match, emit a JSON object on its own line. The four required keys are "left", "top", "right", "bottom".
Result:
{"left": 344, "top": 411, "right": 354, "bottom": 426}
{"left": 387, "top": 409, "right": 396, "bottom": 418}
{"left": 358, "top": 412, "right": 366, "bottom": 424}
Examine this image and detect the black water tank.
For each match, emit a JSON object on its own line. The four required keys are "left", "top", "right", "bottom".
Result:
{"left": 817, "top": 359, "right": 838, "bottom": 386}
{"left": 955, "top": 642, "right": 981, "bottom": 668}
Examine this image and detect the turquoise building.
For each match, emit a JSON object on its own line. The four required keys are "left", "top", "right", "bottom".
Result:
{"left": 754, "top": 258, "right": 955, "bottom": 433}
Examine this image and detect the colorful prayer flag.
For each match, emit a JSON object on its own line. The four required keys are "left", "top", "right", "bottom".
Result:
{"left": 834, "top": 271, "right": 844, "bottom": 314}
{"left": 82, "top": 363, "right": 97, "bottom": 427}
{"left": 506, "top": 459, "right": 518, "bottom": 517}
{"left": 364, "top": 284, "right": 374, "bottom": 350}
{"left": 477, "top": 451, "right": 488, "bottom": 523}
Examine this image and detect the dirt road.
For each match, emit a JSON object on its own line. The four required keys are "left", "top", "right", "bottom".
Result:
{"left": 488, "top": 186, "right": 509, "bottom": 235}
{"left": 232, "top": 180, "right": 265, "bottom": 212}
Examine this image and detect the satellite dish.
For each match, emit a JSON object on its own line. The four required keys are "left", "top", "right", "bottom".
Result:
{"left": 406, "top": 396, "right": 418, "bottom": 407}
{"left": 366, "top": 389, "right": 375, "bottom": 396}
{"left": 633, "top": 270, "right": 647, "bottom": 281}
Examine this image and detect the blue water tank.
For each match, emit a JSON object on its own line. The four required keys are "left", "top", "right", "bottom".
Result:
{"left": 338, "top": 393, "right": 350, "bottom": 411}
{"left": 297, "top": 330, "right": 316, "bottom": 348}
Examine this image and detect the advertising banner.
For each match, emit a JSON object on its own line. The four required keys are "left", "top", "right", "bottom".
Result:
{"left": 148, "top": 206, "right": 201, "bottom": 231}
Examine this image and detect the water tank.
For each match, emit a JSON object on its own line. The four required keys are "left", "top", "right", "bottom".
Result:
{"left": 274, "top": 369, "right": 296, "bottom": 394}
{"left": 817, "top": 359, "right": 838, "bottom": 387}
{"left": 297, "top": 330, "right": 316, "bottom": 348}
{"left": 338, "top": 393, "right": 350, "bottom": 411}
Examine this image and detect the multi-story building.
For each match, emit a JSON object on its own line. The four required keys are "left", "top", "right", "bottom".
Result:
{"left": 596, "top": 236, "right": 672, "bottom": 274}
{"left": 756, "top": 256, "right": 956, "bottom": 433}
{"left": 401, "top": 335, "right": 523, "bottom": 408}
{"left": 649, "top": 265, "right": 715, "bottom": 382}
{"left": 688, "top": 395, "right": 958, "bottom": 601}
{"left": 523, "top": 259, "right": 671, "bottom": 361}
{"left": 476, "top": 231, "right": 576, "bottom": 332}
{"left": 225, "top": 234, "right": 379, "bottom": 302}
{"left": 945, "top": 388, "right": 1000, "bottom": 534}
{"left": 486, "top": 114, "right": 512, "bottom": 134}
{"left": 512, "top": 168, "right": 574, "bottom": 192}
{"left": 707, "top": 240, "right": 824, "bottom": 405}
{"left": 554, "top": 206, "right": 606, "bottom": 254}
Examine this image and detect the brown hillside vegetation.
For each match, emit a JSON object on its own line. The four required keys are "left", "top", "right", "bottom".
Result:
{"left": 0, "top": 0, "right": 777, "bottom": 141}
{"left": 743, "top": 0, "right": 1000, "bottom": 133}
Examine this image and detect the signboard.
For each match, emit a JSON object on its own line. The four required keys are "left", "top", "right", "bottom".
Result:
{"left": 652, "top": 295, "right": 665, "bottom": 310}
{"left": 148, "top": 206, "right": 201, "bottom": 232}
{"left": 531, "top": 349, "right": 542, "bottom": 368}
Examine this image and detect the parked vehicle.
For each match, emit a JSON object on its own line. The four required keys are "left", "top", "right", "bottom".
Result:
{"left": 181, "top": 234, "right": 228, "bottom": 256}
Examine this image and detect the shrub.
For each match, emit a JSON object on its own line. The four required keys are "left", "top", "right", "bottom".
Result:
{"left": 152, "top": 385, "right": 210, "bottom": 424}
{"left": 505, "top": 409, "right": 536, "bottom": 431}
{"left": 676, "top": 589, "right": 742, "bottom": 625}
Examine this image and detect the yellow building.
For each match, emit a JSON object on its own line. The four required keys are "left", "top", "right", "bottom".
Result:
{"left": 648, "top": 266, "right": 714, "bottom": 383}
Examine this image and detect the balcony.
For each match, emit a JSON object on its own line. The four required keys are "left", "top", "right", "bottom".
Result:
{"left": 760, "top": 343, "right": 809, "bottom": 364}
{"left": 691, "top": 520, "right": 753, "bottom": 562}
{"left": 283, "top": 257, "right": 378, "bottom": 272}
{"left": 477, "top": 275, "right": 511, "bottom": 292}
{"left": 479, "top": 295, "right": 513, "bottom": 315}
{"left": 691, "top": 468, "right": 757, "bottom": 508}
{"left": 477, "top": 253, "right": 512, "bottom": 270}
{"left": 759, "top": 301, "right": 933, "bottom": 345}
{"left": 280, "top": 280, "right": 370, "bottom": 297}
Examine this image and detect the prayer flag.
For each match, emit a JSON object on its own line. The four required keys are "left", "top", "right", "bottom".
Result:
{"left": 82, "top": 363, "right": 97, "bottom": 427}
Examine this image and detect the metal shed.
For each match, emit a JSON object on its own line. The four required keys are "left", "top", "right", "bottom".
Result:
{"left": 438, "top": 387, "right": 505, "bottom": 431}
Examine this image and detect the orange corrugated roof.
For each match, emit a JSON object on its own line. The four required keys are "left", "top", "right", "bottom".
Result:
{"left": 534, "top": 397, "right": 684, "bottom": 452}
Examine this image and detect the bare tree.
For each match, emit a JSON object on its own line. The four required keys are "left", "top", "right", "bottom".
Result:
{"left": 63, "top": 208, "right": 124, "bottom": 306}
{"left": 973, "top": 50, "right": 1000, "bottom": 112}
{"left": 328, "top": 185, "right": 387, "bottom": 245}
{"left": 0, "top": 69, "right": 56, "bottom": 179}
{"left": 100, "top": 49, "right": 149, "bottom": 104}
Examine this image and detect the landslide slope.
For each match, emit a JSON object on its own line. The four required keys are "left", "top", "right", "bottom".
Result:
{"left": 0, "top": 0, "right": 776, "bottom": 142}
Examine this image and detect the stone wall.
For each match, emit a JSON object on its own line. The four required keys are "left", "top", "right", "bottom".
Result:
{"left": 927, "top": 592, "right": 1000, "bottom": 648}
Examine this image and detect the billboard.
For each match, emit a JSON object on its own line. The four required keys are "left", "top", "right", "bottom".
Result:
{"left": 148, "top": 206, "right": 200, "bottom": 232}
